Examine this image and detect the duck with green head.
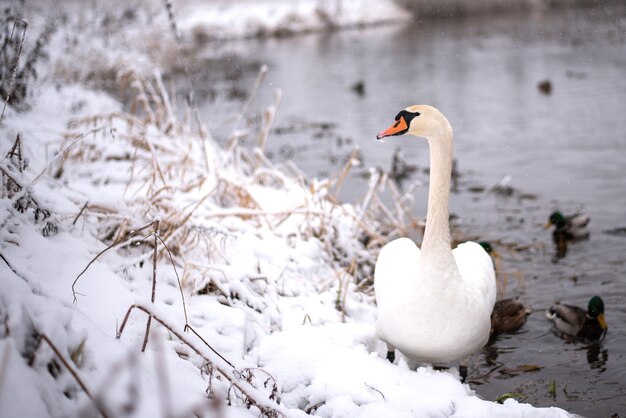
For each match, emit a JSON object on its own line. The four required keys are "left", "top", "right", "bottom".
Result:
{"left": 544, "top": 211, "right": 590, "bottom": 240}
{"left": 546, "top": 296, "right": 607, "bottom": 340}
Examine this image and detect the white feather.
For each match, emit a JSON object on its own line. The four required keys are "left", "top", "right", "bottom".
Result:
{"left": 374, "top": 105, "right": 497, "bottom": 364}
{"left": 374, "top": 239, "right": 496, "bottom": 363}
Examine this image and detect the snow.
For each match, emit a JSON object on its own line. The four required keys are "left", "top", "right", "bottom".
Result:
{"left": 179, "top": 0, "right": 411, "bottom": 41}
{"left": 0, "top": 1, "right": 574, "bottom": 417}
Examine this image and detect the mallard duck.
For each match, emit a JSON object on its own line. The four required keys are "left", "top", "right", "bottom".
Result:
{"left": 478, "top": 241, "right": 493, "bottom": 254}
{"left": 546, "top": 296, "right": 607, "bottom": 340}
{"left": 490, "top": 298, "right": 531, "bottom": 334}
{"left": 544, "top": 211, "right": 590, "bottom": 240}
{"left": 374, "top": 105, "right": 496, "bottom": 364}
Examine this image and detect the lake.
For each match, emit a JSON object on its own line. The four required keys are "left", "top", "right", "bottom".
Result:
{"left": 196, "top": 3, "right": 626, "bottom": 416}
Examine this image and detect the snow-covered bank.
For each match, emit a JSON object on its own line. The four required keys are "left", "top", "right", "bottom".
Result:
{"left": 178, "top": 0, "right": 615, "bottom": 41}
{"left": 0, "top": 2, "right": 576, "bottom": 417}
{"left": 179, "top": 0, "right": 411, "bottom": 41}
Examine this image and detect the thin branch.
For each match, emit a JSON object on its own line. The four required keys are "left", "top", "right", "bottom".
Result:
{"left": 0, "top": 164, "right": 23, "bottom": 190}
{"left": 257, "top": 89, "right": 282, "bottom": 151}
{"left": 72, "top": 221, "right": 156, "bottom": 303}
{"left": 161, "top": 186, "right": 217, "bottom": 242}
{"left": 39, "top": 334, "right": 110, "bottom": 418}
{"left": 157, "top": 235, "right": 189, "bottom": 326}
{"left": 0, "top": 251, "right": 29, "bottom": 283}
{"left": 184, "top": 325, "right": 234, "bottom": 369}
{"left": 364, "top": 382, "right": 385, "bottom": 400}
{"left": 0, "top": 345, "right": 10, "bottom": 405}
{"left": 332, "top": 148, "right": 359, "bottom": 197}
{"left": 6, "top": 133, "right": 22, "bottom": 160}
{"left": 141, "top": 220, "right": 160, "bottom": 352}
{"left": 232, "top": 64, "right": 268, "bottom": 135}
{"left": 205, "top": 208, "right": 327, "bottom": 219}
{"left": 72, "top": 201, "right": 89, "bottom": 225}
{"left": 32, "top": 125, "right": 108, "bottom": 184}
{"left": 161, "top": 0, "right": 210, "bottom": 169}
{"left": 116, "top": 303, "right": 288, "bottom": 417}
{"left": 1, "top": 17, "right": 27, "bottom": 122}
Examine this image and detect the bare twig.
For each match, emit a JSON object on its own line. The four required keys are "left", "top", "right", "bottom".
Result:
{"left": 39, "top": 333, "right": 110, "bottom": 418}
{"left": 32, "top": 125, "right": 108, "bottom": 184}
{"left": 1, "top": 17, "right": 27, "bottom": 121}
{"left": 161, "top": 0, "right": 210, "bottom": 169}
{"left": 117, "top": 303, "right": 288, "bottom": 417}
{"left": 257, "top": 89, "right": 282, "bottom": 151}
{"left": 0, "top": 345, "right": 10, "bottom": 407}
{"left": 6, "top": 133, "right": 22, "bottom": 161}
{"left": 0, "top": 164, "right": 23, "bottom": 191}
{"left": 141, "top": 219, "right": 160, "bottom": 352}
{"left": 184, "top": 325, "right": 234, "bottom": 368}
{"left": 157, "top": 234, "right": 189, "bottom": 326}
{"left": 331, "top": 148, "right": 359, "bottom": 197}
{"left": 364, "top": 382, "right": 385, "bottom": 400}
{"left": 205, "top": 208, "right": 326, "bottom": 219}
{"left": 72, "top": 221, "right": 156, "bottom": 303}
{"left": 72, "top": 201, "right": 89, "bottom": 225}
{"left": 231, "top": 64, "right": 268, "bottom": 136}
{"left": 0, "top": 251, "right": 29, "bottom": 283}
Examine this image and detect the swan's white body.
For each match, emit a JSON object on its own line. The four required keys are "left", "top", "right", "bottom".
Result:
{"left": 374, "top": 105, "right": 496, "bottom": 363}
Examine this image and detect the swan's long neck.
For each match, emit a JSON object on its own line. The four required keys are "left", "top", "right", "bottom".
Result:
{"left": 421, "top": 124, "right": 455, "bottom": 267}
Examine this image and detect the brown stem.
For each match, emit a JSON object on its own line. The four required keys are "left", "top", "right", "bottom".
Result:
{"left": 39, "top": 334, "right": 110, "bottom": 418}
{"left": 0, "top": 164, "right": 23, "bottom": 191}
{"left": 0, "top": 18, "right": 27, "bottom": 122}
{"left": 6, "top": 133, "right": 22, "bottom": 160}
{"left": 184, "top": 325, "right": 234, "bottom": 368}
{"left": 0, "top": 251, "right": 29, "bottom": 283}
{"left": 157, "top": 235, "right": 189, "bottom": 326}
{"left": 141, "top": 220, "right": 160, "bottom": 352}
{"left": 141, "top": 316, "right": 152, "bottom": 353}
{"left": 72, "top": 201, "right": 89, "bottom": 225}
{"left": 117, "top": 304, "right": 286, "bottom": 417}
{"left": 72, "top": 221, "right": 156, "bottom": 303}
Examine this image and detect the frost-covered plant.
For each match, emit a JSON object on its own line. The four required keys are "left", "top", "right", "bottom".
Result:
{"left": 0, "top": 8, "right": 55, "bottom": 113}
{"left": 55, "top": 70, "right": 416, "bottom": 319}
{"left": 1, "top": 133, "right": 57, "bottom": 236}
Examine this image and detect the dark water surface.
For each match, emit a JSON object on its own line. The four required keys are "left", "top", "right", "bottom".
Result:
{"left": 198, "top": 4, "right": 626, "bottom": 416}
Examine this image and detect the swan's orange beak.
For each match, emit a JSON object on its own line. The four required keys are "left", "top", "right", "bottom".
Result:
{"left": 377, "top": 116, "right": 408, "bottom": 140}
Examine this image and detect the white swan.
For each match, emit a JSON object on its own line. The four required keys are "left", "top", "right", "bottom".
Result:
{"left": 374, "top": 105, "right": 496, "bottom": 364}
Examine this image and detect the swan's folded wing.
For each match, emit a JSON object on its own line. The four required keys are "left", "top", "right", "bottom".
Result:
{"left": 453, "top": 241, "right": 497, "bottom": 309}
{"left": 374, "top": 237, "right": 420, "bottom": 306}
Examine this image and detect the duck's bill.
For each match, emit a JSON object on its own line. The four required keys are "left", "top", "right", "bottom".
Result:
{"left": 376, "top": 117, "right": 408, "bottom": 140}
{"left": 543, "top": 221, "right": 552, "bottom": 229}
{"left": 598, "top": 313, "right": 608, "bottom": 329}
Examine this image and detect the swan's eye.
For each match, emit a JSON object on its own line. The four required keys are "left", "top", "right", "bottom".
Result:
{"left": 395, "top": 110, "right": 420, "bottom": 124}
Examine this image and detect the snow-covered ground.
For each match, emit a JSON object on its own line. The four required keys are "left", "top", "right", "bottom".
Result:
{"left": 1, "top": 1, "right": 575, "bottom": 417}
{"left": 179, "top": 0, "right": 410, "bottom": 41}
{"left": 177, "top": 0, "right": 598, "bottom": 41}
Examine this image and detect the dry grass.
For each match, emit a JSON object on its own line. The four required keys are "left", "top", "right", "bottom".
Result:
{"left": 1, "top": 8, "right": 55, "bottom": 116}
{"left": 31, "top": 61, "right": 421, "bottom": 416}
{"left": 0, "top": 3, "right": 425, "bottom": 416}
{"left": 56, "top": 69, "right": 418, "bottom": 306}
